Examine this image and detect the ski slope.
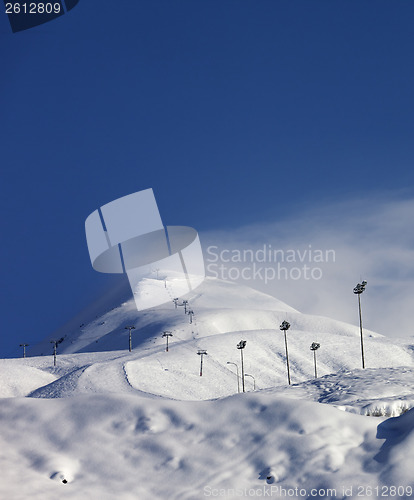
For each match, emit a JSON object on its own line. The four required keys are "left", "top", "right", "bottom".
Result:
{"left": 1, "top": 278, "right": 414, "bottom": 499}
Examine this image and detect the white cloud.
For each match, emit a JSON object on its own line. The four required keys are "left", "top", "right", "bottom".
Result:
{"left": 200, "top": 192, "right": 414, "bottom": 338}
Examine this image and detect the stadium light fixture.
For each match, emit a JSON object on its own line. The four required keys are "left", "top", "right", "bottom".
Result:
{"left": 279, "top": 320, "right": 291, "bottom": 385}
{"left": 310, "top": 342, "right": 320, "bottom": 378}
{"left": 353, "top": 280, "right": 367, "bottom": 369}
{"left": 237, "top": 340, "right": 247, "bottom": 392}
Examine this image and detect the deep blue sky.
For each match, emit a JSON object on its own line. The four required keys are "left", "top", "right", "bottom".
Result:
{"left": 1, "top": 1, "right": 414, "bottom": 357}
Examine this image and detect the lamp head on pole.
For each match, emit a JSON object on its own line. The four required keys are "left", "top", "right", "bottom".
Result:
{"left": 310, "top": 342, "right": 321, "bottom": 351}
{"left": 353, "top": 280, "right": 367, "bottom": 294}
{"left": 237, "top": 340, "right": 247, "bottom": 350}
{"left": 279, "top": 320, "right": 290, "bottom": 331}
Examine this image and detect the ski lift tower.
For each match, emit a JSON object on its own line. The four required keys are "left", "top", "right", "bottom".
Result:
{"left": 50, "top": 340, "right": 58, "bottom": 367}
{"left": 19, "top": 343, "right": 28, "bottom": 358}
{"left": 125, "top": 325, "right": 136, "bottom": 352}
{"left": 197, "top": 349, "right": 207, "bottom": 376}
{"left": 162, "top": 331, "right": 173, "bottom": 352}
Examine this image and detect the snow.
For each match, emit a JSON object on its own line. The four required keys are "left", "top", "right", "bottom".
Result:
{"left": 264, "top": 367, "right": 414, "bottom": 417}
{"left": 1, "top": 393, "right": 414, "bottom": 499}
{"left": 0, "top": 359, "right": 57, "bottom": 398}
{"left": 1, "top": 277, "right": 414, "bottom": 499}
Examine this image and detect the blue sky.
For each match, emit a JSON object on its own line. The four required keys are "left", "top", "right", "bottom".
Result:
{"left": 1, "top": 1, "right": 414, "bottom": 357}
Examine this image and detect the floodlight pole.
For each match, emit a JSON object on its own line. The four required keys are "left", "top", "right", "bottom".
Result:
{"left": 197, "top": 349, "right": 207, "bottom": 376}
{"left": 173, "top": 298, "right": 179, "bottom": 309}
{"left": 283, "top": 331, "right": 291, "bottom": 385}
{"left": 310, "top": 342, "right": 320, "bottom": 379}
{"left": 240, "top": 349, "right": 245, "bottom": 393}
{"left": 183, "top": 300, "right": 188, "bottom": 314}
{"left": 162, "top": 331, "right": 173, "bottom": 352}
{"left": 237, "top": 340, "right": 247, "bottom": 392}
{"left": 280, "top": 321, "right": 291, "bottom": 385}
{"left": 226, "top": 361, "right": 240, "bottom": 393}
{"left": 20, "top": 343, "right": 28, "bottom": 358}
{"left": 245, "top": 373, "right": 255, "bottom": 391}
{"left": 188, "top": 310, "right": 194, "bottom": 324}
{"left": 50, "top": 340, "right": 58, "bottom": 367}
{"left": 125, "top": 325, "right": 136, "bottom": 352}
{"left": 358, "top": 293, "right": 365, "bottom": 368}
{"left": 353, "top": 281, "right": 367, "bottom": 369}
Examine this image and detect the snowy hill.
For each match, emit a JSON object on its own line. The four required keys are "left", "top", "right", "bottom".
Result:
{"left": 1, "top": 277, "right": 414, "bottom": 499}
{"left": 25, "top": 277, "right": 414, "bottom": 398}
{"left": 28, "top": 277, "right": 298, "bottom": 356}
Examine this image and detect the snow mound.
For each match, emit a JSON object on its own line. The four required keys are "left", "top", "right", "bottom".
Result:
{"left": 266, "top": 367, "right": 414, "bottom": 417}
{"left": 0, "top": 359, "right": 56, "bottom": 397}
{"left": 0, "top": 392, "right": 414, "bottom": 500}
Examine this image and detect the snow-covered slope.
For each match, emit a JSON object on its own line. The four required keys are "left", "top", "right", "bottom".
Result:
{"left": 2, "top": 277, "right": 414, "bottom": 499}
{"left": 0, "top": 359, "right": 57, "bottom": 398}
{"left": 28, "top": 277, "right": 298, "bottom": 356}
{"left": 27, "top": 278, "right": 413, "bottom": 392}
